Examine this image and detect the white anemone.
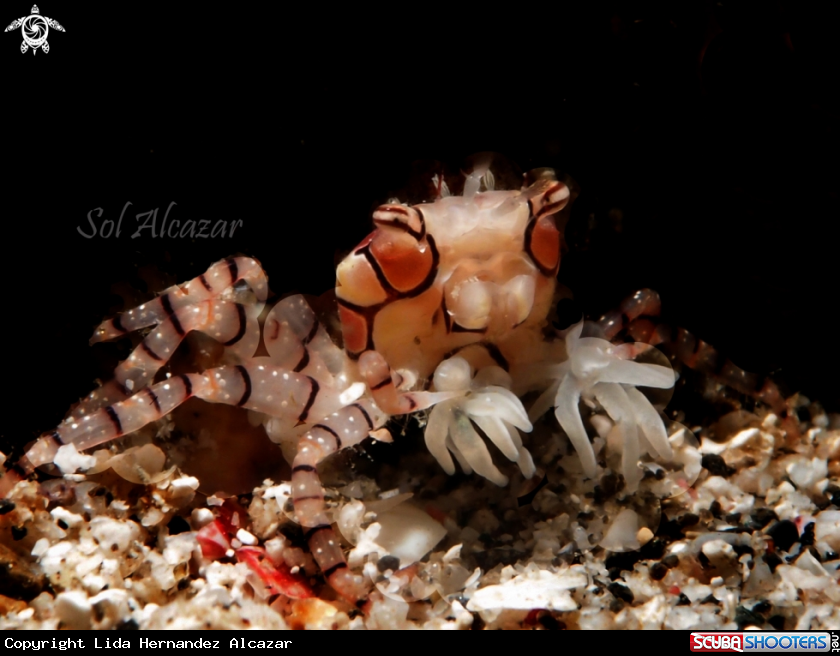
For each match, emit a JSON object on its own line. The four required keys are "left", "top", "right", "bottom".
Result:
{"left": 530, "top": 322, "right": 675, "bottom": 490}
{"left": 423, "top": 357, "right": 535, "bottom": 486}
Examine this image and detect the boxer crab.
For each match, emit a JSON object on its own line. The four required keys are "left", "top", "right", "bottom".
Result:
{"left": 3, "top": 158, "right": 682, "bottom": 601}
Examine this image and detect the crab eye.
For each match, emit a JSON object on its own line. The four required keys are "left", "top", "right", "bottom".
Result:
{"left": 523, "top": 167, "right": 557, "bottom": 188}
{"left": 371, "top": 204, "right": 425, "bottom": 239}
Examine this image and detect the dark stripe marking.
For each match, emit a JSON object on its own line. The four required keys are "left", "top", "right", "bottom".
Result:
{"left": 303, "top": 316, "right": 319, "bottom": 345}
{"left": 297, "top": 377, "right": 319, "bottom": 424}
{"left": 359, "top": 234, "right": 439, "bottom": 300}
{"left": 313, "top": 423, "right": 341, "bottom": 449}
{"left": 523, "top": 217, "right": 559, "bottom": 277}
{"left": 222, "top": 304, "right": 247, "bottom": 346}
{"left": 335, "top": 298, "right": 380, "bottom": 355}
{"left": 451, "top": 322, "right": 487, "bottom": 334}
{"left": 375, "top": 205, "right": 427, "bottom": 240}
{"left": 160, "top": 294, "right": 186, "bottom": 337}
{"left": 199, "top": 273, "right": 213, "bottom": 292}
{"left": 303, "top": 524, "right": 332, "bottom": 541}
{"left": 292, "top": 464, "right": 316, "bottom": 473}
{"left": 8, "top": 462, "right": 28, "bottom": 478}
{"left": 225, "top": 258, "right": 239, "bottom": 285}
{"left": 294, "top": 494, "right": 324, "bottom": 502}
{"left": 105, "top": 406, "right": 123, "bottom": 435}
{"left": 406, "top": 234, "right": 439, "bottom": 298}
{"left": 360, "top": 244, "right": 395, "bottom": 295}
{"left": 323, "top": 562, "right": 348, "bottom": 578}
{"left": 352, "top": 403, "right": 374, "bottom": 430}
{"left": 180, "top": 374, "right": 193, "bottom": 397}
{"left": 443, "top": 342, "right": 510, "bottom": 371}
{"left": 371, "top": 376, "right": 391, "bottom": 391}
{"left": 111, "top": 315, "right": 126, "bottom": 334}
{"left": 441, "top": 294, "right": 452, "bottom": 333}
{"left": 235, "top": 365, "right": 252, "bottom": 407}
{"left": 536, "top": 198, "right": 568, "bottom": 218}
{"left": 372, "top": 213, "right": 425, "bottom": 240}
{"left": 141, "top": 341, "right": 164, "bottom": 362}
{"left": 49, "top": 431, "right": 64, "bottom": 447}
{"left": 293, "top": 348, "right": 310, "bottom": 373}
{"left": 413, "top": 206, "right": 427, "bottom": 240}
{"left": 144, "top": 388, "right": 162, "bottom": 413}
{"left": 484, "top": 343, "right": 510, "bottom": 371}
{"left": 160, "top": 293, "right": 174, "bottom": 316}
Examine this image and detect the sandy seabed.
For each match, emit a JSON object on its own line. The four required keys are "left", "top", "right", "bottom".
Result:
{"left": 1, "top": 381, "right": 838, "bottom": 631}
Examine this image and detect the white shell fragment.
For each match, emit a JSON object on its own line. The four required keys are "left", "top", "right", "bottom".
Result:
{"left": 53, "top": 443, "right": 97, "bottom": 475}
{"left": 108, "top": 444, "right": 167, "bottom": 484}
{"left": 372, "top": 504, "right": 447, "bottom": 566}
{"left": 54, "top": 591, "right": 93, "bottom": 630}
{"left": 599, "top": 508, "right": 644, "bottom": 551}
{"left": 466, "top": 565, "right": 587, "bottom": 612}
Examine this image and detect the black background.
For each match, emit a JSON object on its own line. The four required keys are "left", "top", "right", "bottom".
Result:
{"left": 3, "top": 1, "right": 837, "bottom": 456}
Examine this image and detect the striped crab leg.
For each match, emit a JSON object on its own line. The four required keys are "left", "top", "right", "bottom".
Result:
{"left": 1, "top": 361, "right": 389, "bottom": 601}
{"left": 90, "top": 257, "right": 268, "bottom": 343}
{"left": 595, "top": 289, "right": 792, "bottom": 423}
{"left": 357, "top": 350, "right": 461, "bottom": 415}
{"left": 263, "top": 295, "right": 349, "bottom": 380}
{"left": 2, "top": 362, "right": 332, "bottom": 494}
{"left": 72, "top": 258, "right": 268, "bottom": 417}
{"left": 290, "top": 399, "right": 387, "bottom": 602}
{"left": 73, "top": 300, "right": 263, "bottom": 418}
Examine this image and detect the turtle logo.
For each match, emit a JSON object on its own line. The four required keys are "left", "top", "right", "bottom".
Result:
{"left": 5, "top": 5, "right": 64, "bottom": 55}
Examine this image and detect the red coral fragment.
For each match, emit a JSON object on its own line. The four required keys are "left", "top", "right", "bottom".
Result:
{"left": 237, "top": 546, "right": 314, "bottom": 599}
{"left": 196, "top": 519, "right": 232, "bottom": 560}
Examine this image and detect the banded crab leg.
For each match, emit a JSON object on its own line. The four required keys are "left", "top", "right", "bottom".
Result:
{"left": 596, "top": 289, "right": 792, "bottom": 425}
{"left": 1, "top": 358, "right": 389, "bottom": 600}
{"left": 290, "top": 399, "right": 387, "bottom": 602}
{"left": 72, "top": 258, "right": 268, "bottom": 417}
{"left": 4, "top": 359, "right": 316, "bottom": 480}
{"left": 91, "top": 257, "right": 268, "bottom": 343}
{"left": 3, "top": 362, "right": 328, "bottom": 494}
{"left": 264, "top": 295, "right": 350, "bottom": 381}
{"left": 357, "top": 350, "right": 462, "bottom": 415}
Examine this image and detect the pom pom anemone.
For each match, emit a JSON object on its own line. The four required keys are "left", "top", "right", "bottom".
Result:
{"left": 421, "top": 324, "right": 675, "bottom": 491}
{"left": 529, "top": 321, "right": 676, "bottom": 492}
{"left": 424, "top": 357, "right": 535, "bottom": 487}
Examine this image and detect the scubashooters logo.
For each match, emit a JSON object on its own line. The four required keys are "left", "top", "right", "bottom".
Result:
{"left": 690, "top": 632, "right": 835, "bottom": 653}
{"left": 4, "top": 5, "right": 64, "bottom": 54}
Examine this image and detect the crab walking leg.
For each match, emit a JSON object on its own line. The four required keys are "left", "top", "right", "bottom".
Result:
{"left": 264, "top": 295, "right": 348, "bottom": 379}
{"left": 0, "top": 373, "right": 202, "bottom": 496}
{"left": 358, "top": 351, "right": 461, "bottom": 415}
{"left": 90, "top": 257, "right": 268, "bottom": 343}
{"left": 72, "top": 300, "right": 263, "bottom": 418}
{"left": 669, "top": 327, "right": 788, "bottom": 413}
{"left": 596, "top": 289, "right": 663, "bottom": 341}
{"left": 596, "top": 288, "right": 791, "bottom": 421}
{"left": 291, "top": 400, "right": 387, "bottom": 601}
{"left": 1, "top": 363, "right": 337, "bottom": 496}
